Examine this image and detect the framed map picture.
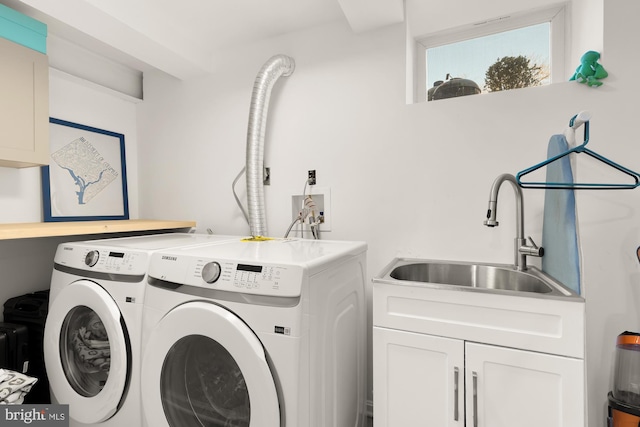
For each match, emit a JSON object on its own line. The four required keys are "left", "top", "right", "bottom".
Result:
{"left": 41, "top": 118, "right": 129, "bottom": 222}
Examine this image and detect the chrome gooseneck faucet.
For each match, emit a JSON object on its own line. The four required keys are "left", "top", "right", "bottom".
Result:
{"left": 484, "top": 173, "right": 544, "bottom": 271}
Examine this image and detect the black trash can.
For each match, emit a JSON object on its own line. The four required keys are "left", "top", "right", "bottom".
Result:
{"left": 3, "top": 290, "right": 50, "bottom": 403}
{"left": 0, "top": 322, "right": 29, "bottom": 372}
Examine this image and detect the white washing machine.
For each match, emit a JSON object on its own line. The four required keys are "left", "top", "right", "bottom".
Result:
{"left": 43, "top": 233, "right": 238, "bottom": 427}
{"left": 140, "top": 238, "right": 367, "bottom": 427}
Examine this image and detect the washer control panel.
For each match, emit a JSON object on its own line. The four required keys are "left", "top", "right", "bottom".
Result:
{"left": 204, "top": 260, "right": 302, "bottom": 296}
{"left": 55, "top": 244, "right": 148, "bottom": 275}
{"left": 219, "top": 262, "right": 286, "bottom": 291}
{"left": 150, "top": 254, "right": 304, "bottom": 297}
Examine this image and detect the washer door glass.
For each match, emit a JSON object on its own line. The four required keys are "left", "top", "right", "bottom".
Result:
{"left": 141, "top": 301, "right": 280, "bottom": 427}
{"left": 161, "top": 335, "right": 250, "bottom": 426}
{"left": 60, "top": 305, "right": 111, "bottom": 397}
{"left": 43, "top": 280, "right": 130, "bottom": 425}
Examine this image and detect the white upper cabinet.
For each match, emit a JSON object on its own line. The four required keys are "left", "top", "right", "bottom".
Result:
{"left": 0, "top": 5, "right": 49, "bottom": 168}
{"left": 0, "top": 37, "right": 49, "bottom": 167}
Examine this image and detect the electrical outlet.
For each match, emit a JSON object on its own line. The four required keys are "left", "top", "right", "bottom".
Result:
{"left": 291, "top": 187, "right": 331, "bottom": 234}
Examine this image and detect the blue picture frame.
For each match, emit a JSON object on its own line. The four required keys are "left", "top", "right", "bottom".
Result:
{"left": 42, "top": 118, "right": 129, "bottom": 222}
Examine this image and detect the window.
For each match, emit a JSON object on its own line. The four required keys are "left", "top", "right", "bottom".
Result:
{"left": 414, "top": 6, "right": 565, "bottom": 102}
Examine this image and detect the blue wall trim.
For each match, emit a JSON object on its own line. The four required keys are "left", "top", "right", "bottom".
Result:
{"left": 0, "top": 4, "right": 47, "bottom": 53}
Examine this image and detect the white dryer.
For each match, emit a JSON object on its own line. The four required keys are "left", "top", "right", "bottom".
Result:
{"left": 140, "top": 238, "right": 367, "bottom": 427}
{"left": 43, "top": 233, "right": 237, "bottom": 427}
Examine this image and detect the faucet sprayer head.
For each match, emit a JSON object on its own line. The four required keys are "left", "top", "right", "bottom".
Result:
{"left": 484, "top": 201, "right": 499, "bottom": 227}
{"left": 484, "top": 218, "right": 499, "bottom": 227}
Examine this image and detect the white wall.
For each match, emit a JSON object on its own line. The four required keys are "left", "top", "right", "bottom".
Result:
{"left": 136, "top": 2, "right": 637, "bottom": 425}
{"left": 581, "top": 1, "right": 640, "bottom": 423}
{"left": 0, "top": 70, "right": 140, "bottom": 315}
{"left": 572, "top": 0, "right": 605, "bottom": 61}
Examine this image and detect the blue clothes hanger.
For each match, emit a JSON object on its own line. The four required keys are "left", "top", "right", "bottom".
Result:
{"left": 516, "top": 113, "right": 640, "bottom": 189}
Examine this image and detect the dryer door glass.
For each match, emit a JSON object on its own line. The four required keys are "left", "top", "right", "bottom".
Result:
{"left": 160, "top": 334, "right": 250, "bottom": 426}
{"left": 59, "top": 305, "right": 110, "bottom": 397}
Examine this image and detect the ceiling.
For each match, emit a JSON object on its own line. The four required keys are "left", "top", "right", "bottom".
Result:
{"left": 1, "top": 0, "right": 404, "bottom": 80}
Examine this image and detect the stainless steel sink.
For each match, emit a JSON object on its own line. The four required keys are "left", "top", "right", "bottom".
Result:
{"left": 377, "top": 258, "right": 579, "bottom": 298}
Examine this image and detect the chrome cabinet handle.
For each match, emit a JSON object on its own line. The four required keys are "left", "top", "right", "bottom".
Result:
{"left": 453, "top": 367, "right": 459, "bottom": 421}
{"left": 473, "top": 372, "right": 478, "bottom": 427}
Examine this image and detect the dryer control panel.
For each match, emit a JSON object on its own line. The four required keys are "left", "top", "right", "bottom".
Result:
{"left": 149, "top": 254, "right": 304, "bottom": 297}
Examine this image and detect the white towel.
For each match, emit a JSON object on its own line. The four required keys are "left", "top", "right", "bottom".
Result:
{"left": 541, "top": 134, "right": 581, "bottom": 294}
{"left": 0, "top": 369, "right": 38, "bottom": 405}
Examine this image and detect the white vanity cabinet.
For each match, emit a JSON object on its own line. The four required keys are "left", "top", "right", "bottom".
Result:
{"left": 464, "top": 342, "right": 583, "bottom": 427}
{"left": 372, "top": 278, "right": 586, "bottom": 427}
{"left": 373, "top": 328, "right": 464, "bottom": 426}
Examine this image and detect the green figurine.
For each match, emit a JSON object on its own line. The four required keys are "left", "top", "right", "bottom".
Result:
{"left": 570, "top": 50, "right": 608, "bottom": 87}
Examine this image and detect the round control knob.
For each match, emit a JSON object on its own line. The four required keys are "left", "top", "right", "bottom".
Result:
{"left": 85, "top": 250, "right": 100, "bottom": 267}
{"left": 202, "top": 262, "right": 222, "bottom": 284}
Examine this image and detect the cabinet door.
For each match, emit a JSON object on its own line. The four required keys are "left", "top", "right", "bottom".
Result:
{"left": 0, "top": 36, "right": 49, "bottom": 167}
{"left": 373, "top": 327, "right": 464, "bottom": 427}
{"left": 465, "top": 342, "right": 584, "bottom": 427}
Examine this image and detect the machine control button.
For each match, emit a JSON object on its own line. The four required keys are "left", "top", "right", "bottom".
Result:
{"left": 85, "top": 250, "right": 100, "bottom": 267}
{"left": 202, "top": 261, "right": 222, "bottom": 283}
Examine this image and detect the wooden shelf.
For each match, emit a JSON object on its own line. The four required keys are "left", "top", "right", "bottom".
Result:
{"left": 0, "top": 219, "right": 196, "bottom": 240}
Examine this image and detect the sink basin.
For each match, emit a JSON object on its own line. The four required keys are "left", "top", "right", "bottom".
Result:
{"left": 377, "top": 258, "right": 579, "bottom": 298}
{"left": 390, "top": 263, "right": 553, "bottom": 293}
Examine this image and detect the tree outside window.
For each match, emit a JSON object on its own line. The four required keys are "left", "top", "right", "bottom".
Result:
{"left": 484, "top": 55, "right": 549, "bottom": 92}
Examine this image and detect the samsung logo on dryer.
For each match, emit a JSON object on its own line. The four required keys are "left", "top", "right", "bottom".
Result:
{"left": 161, "top": 256, "right": 178, "bottom": 261}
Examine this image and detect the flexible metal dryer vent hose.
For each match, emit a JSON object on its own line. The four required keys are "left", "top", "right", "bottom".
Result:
{"left": 246, "top": 54, "right": 295, "bottom": 238}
